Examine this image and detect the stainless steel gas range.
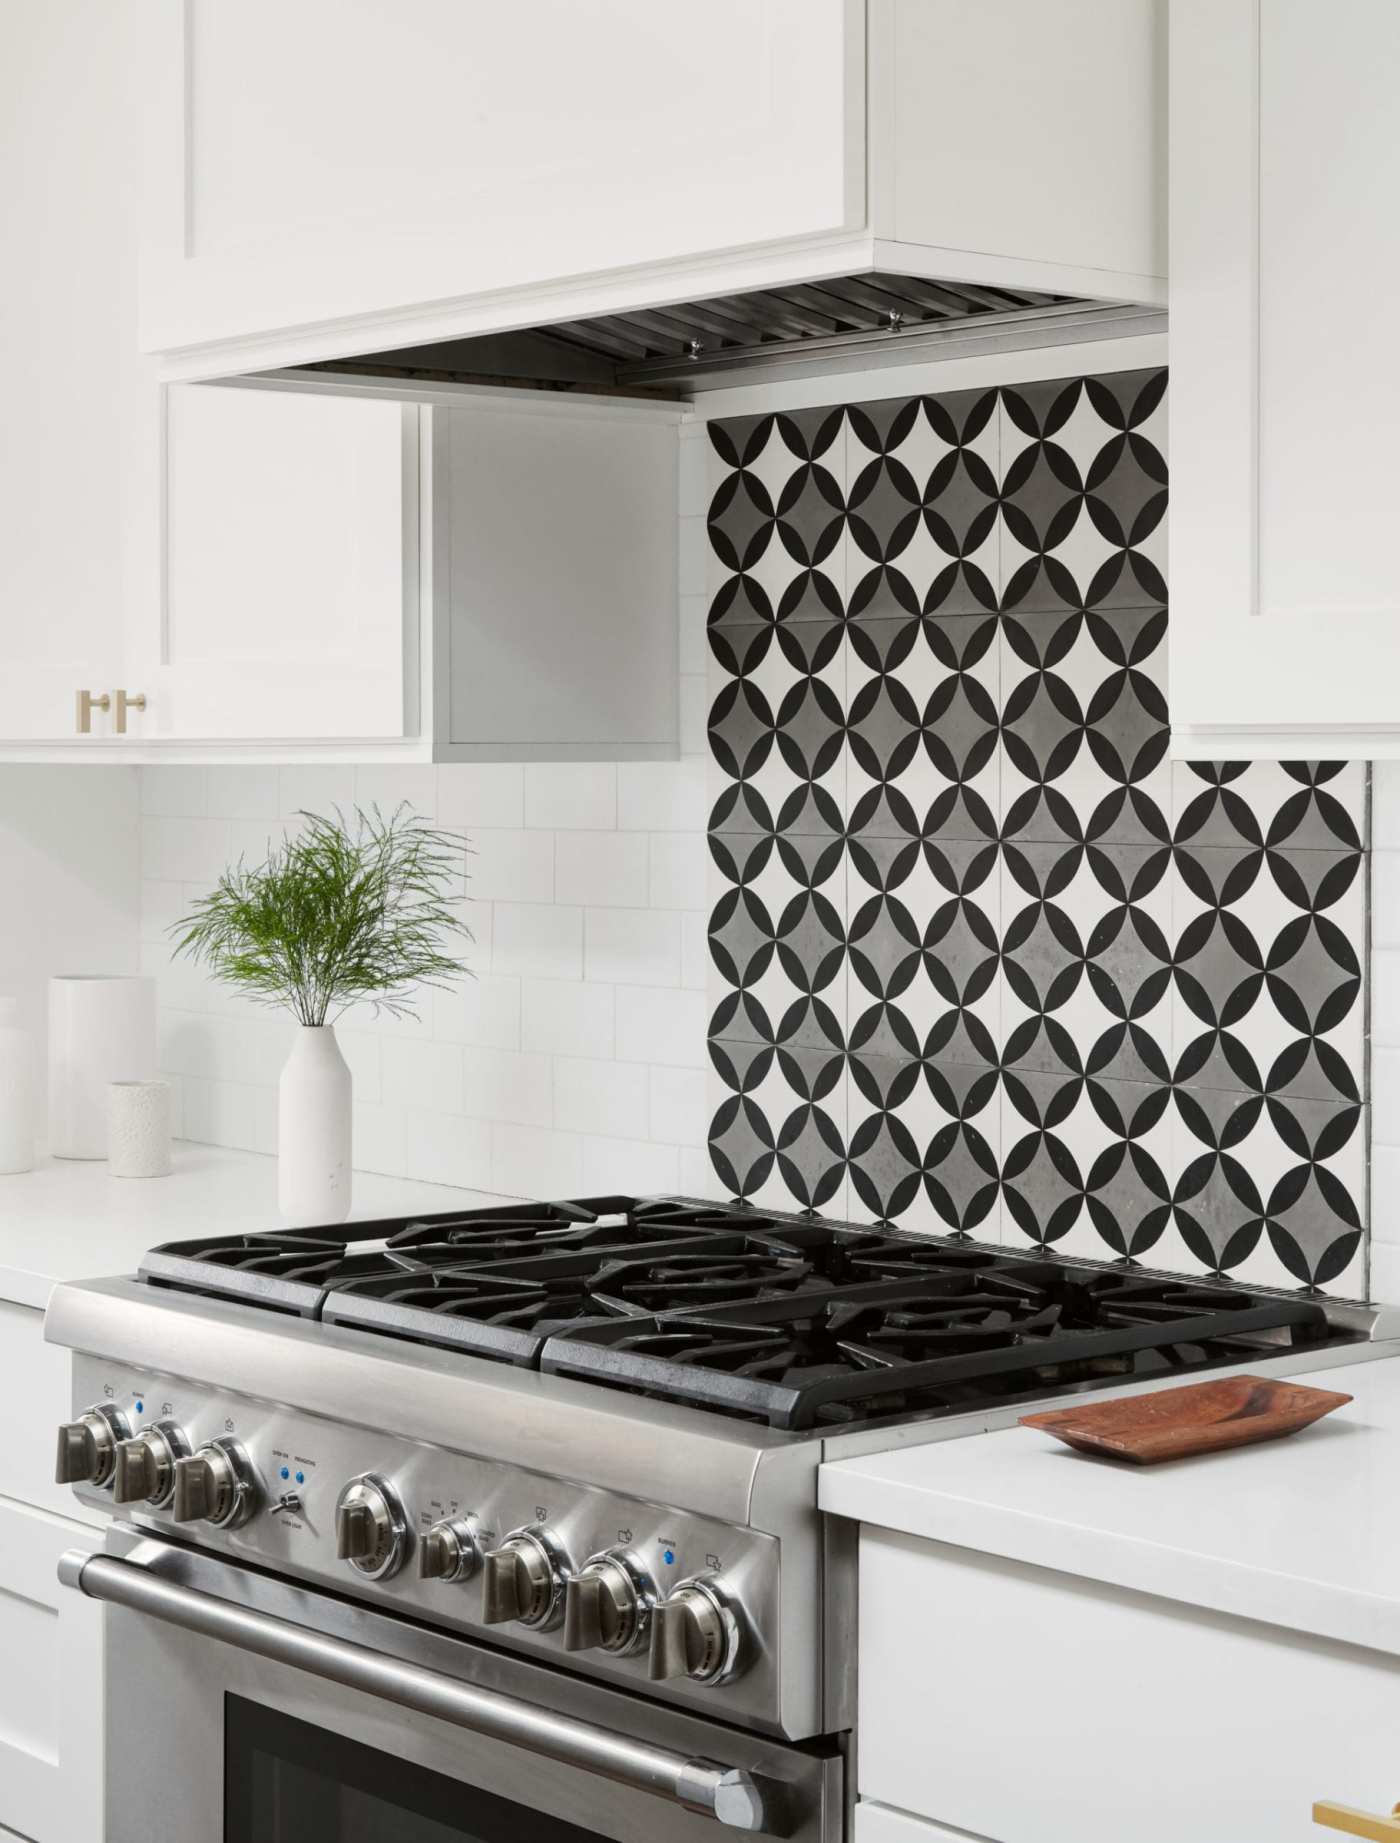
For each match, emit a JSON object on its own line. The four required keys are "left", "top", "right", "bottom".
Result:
{"left": 46, "top": 1195, "right": 1400, "bottom": 1842}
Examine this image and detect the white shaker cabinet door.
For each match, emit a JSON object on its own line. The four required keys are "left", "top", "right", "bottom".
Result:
{"left": 138, "top": 0, "right": 865, "bottom": 367}
{"left": 1170, "top": 0, "right": 1400, "bottom": 757}
{"left": 142, "top": 384, "right": 416, "bottom": 742}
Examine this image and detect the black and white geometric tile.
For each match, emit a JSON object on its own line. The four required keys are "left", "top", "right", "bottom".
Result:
{"left": 706, "top": 368, "right": 1370, "bottom": 1297}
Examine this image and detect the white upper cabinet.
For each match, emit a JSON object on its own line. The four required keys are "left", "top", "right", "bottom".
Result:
{"left": 139, "top": 0, "right": 1165, "bottom": 378}
{"left": 1170, "top": 0, "right": 1400, "bottom": 758}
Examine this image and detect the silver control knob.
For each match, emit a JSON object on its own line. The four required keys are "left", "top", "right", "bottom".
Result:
{"left": 480, "top": 1526, "right": 570, "bottom": 1630}
{"left": 54, "top": 1404, "right": 131, "bottom": 1487}
{"left": 171, "top": 1438, "right": 258, "bottom": 1529}
{"left": 334, "top": 1474, "right": 409, "bottom": 1580}
{"left": 563, "top": 1550, "right": 654, "bottom": 1656}
{"left": 111, "top": 1421, "right": 190, "bottom": 1507}
{"left": 418, "top": 1516, "right": 481, "bottom": 1584}
{"left": 647, "top": 1578, "right": 744, "bottom": 1686}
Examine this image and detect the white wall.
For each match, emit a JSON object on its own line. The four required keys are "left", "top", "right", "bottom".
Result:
{"left": 137, "top": 429, "right": 714, "bottom": 1200}
{"left": 0, "top": 767, "right": 142, "bottom": 1142}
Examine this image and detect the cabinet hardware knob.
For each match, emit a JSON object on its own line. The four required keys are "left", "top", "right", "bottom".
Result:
{"left": 114, "top": 690, "right": 147, "bottom": 734}
{"left": 1315, "top": 1800, "right": 1400, "bottom": 1838}
{"left": 75, "top": 689, "right": 110, "bottom": 734}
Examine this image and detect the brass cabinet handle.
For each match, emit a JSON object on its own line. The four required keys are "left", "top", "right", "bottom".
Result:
{"left": 114, "top": 689, "right": 147, "bottom": 734}
{"left": 75, "top": 689, "right": 110, "bottom": 734}
{"left": 1315, "top": 1801, "right": 1400, "bottom": 1838}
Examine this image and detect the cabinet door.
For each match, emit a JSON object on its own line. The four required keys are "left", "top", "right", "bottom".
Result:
{"left": 135, "top": 384, "right": 417, "bottom": 742}
{"left": 1169, "top": 0, "right": 1400, "bottom": 757}
{"left": 139, "top": 0, "right": 865, "bottom": 368}
{"left": 0, "top": 1500, "right": 103, "bottom": 1843}
{"left": 434, "top": 400, "right": 679, "bottom": 761}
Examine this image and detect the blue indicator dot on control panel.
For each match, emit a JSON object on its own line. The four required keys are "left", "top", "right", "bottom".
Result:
{"left": 134, "top": 1401, "right": 144, "bottom": 1414}
{"left": 280, "top": 1466, "right": 290, "bottom": 1480}
{"left": 663, "top": 1550, "right": 675, "bottom": 1566}
{"left": 295, "top": 1471, "right": 304, "bottom": 1484}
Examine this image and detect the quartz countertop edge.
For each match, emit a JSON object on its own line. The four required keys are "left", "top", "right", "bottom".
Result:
{"left": 0, "top": 1144, "right": 511, "bottom": 1312}
{"left": 818, "top": 1353, "right": 1400, "bottom": 1660}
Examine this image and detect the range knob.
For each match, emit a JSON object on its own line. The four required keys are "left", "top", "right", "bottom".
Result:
{"left": 54, "top": 1404, "right": 131, "bottom": 1487}
{"left": 418, "top": 1516, "right": 481, "bottom": 1584}
{"left": 334, "top": 1474, "right": 409, "bottom": 1580}
{"left": 171, "top": 1438, "right": 258, "bottom": 1529}
{"left": 563, "top": 1550, "right": 654, "bottom": 1656}
{"left": 111, "top": 1421, "right": 191, "bottom": 1507}
{"left": 480, "top": 1526, "right": 570, "bottom": 1630}
{"left": 648, "top": 1577, "right": 744, "bottom": 1686}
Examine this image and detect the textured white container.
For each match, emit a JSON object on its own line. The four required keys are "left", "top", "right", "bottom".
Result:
{"left": 0, "top": 998, "right": 36, "bottom": 1175}
{"left": 107, "top": 1080, "right": 173, "bottom": 1178}
{"left": 278, "top": 1025, "right": 352, "bottom": 1226}
{"left": 49, "top": 976, "right": 157, "bottom": 1160}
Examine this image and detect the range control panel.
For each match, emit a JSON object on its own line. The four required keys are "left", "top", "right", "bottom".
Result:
{"left": 60, "top": 1359, "right": 782, "bottom": 1725}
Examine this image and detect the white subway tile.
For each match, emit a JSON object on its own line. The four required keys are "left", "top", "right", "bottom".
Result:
{"left": 556, "top": 832, "right": 649, "bottom": 908}
{"left": 1375, "top": 1046, "right": 1400, "bottom": 1147}
{"left": 618, "top": 759, "right": 707, "bottom": 833}
{"left": 680, "top": 911, "right": 709, "bottom": 991}
{"left": 523, "top": 763, "right": 616, "bottom": 830}
{"left": 433, "top": 975, "right": 522, "bottom": 1050}
{"left": 141, "top": 816, "right": 232, "bottom": 884}
{"left": 1368, "top": 1240, "right": 1398, "bottom": 1303}
{"left": 648, "top": 1065, "right": 708, "bottom": 1146}
{"left": 679, "top": 594, "right": 708, "bottom": 677}
{"left": 616, "top": 987, "right": 707, "bottom": 1067}
{"left": 437, "top": 763, "right": 525, "bottom": 831}
{"left": 679, "top": 674, "right": 707, "bottom": 757}
{"left": 461, "top": 1047, "right": 553, "bottom": 1127}
{"left": 577, "top": 1134, "right": 681, "bottom": 1195}
{"left": 353, "top": 1102, "right": 406, "bottom": 1177}
{"left": 648, "top": 833, "right": 707, "bottom": 910}
{"left": 469, "top": 830, "right": 554, "bottom": 904}
{"left": 227, "top": 818, "right": 283, "bottom": 867}
{"left": 1372, "top": 1145, "right": 1400, "bottom": 1247}
{"left": 382, "top": 1037, "right": 465, "bottom": 1113}
{"left": 678, "top": 427, "right": 709, "bottom": 517}
{"left": 404, "top": 1109, "right": 494, "bottom": 1189}
{"left": 354, "top": 764, "right": 438, "bottom": 819}
{"left": 490, "top": 1122, "right": 584, "bottom": 1198}
{"left": 678, "top": 515, "right": 707, "bottom": 597}
{"left": 679, "top": 1146, "right": 722, "bottom": 1197}
{"left": 521, "top": 980, "right": 615, "bottom": 1058}
{"left": 585, "top": 910, "right": 682, "bottom": 987}
{"left": 1373, "top": 851, "right": 1400, "bottom": 949}
{"left": 1374, "top": 947, "right": 1400, "bottom": 1047}
{"left": 278, "top": 766, "right": 357, "bottom": 821}
{"left": 204, "top": 767, "right": 280, "bottom": 821}
{"left": 1374, "top": 763, "right": 1400, "bottom": 848}
{"left": 140, "top": 767, "right": 209, "bottom": 818}
{"left": 335, "top": 1030, "right": 383, "bottom": 1106}
{"left": 141, "top": 880, "right": 190, "bottom": 943}
{"left": 251, "top": 1084, "right": 278, "bottom": 1155}
{"left": 493, "top": 905, "right": 584, "bottom": 981}
{"left": 182, "top": 1077, "right": 257, "bottom": 1151}
{"left": 554, "top": 1058, "right": 648, "bottom": 1137}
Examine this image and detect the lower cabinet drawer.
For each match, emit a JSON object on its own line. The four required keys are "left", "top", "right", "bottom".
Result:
{"left": 859, "top": 1528, "right": 1400, "bottom": 1843}
{"left": 0, "top": 1498, "right": 103, "bottom": 1843}
{"left": 0, "top": 1300, "right": 104, "bottom": 1527}
{"left": 857, "top": 1799, "right": 999, "bottom": 1842}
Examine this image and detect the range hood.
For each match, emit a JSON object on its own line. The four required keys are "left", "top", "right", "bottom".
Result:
{"left": 294, "top": 269, "right": 1161, "bottom": 401}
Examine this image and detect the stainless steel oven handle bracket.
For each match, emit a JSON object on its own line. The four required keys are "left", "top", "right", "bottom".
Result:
{"left": 59, "top": 1550, "right": 781, "bottom": 1834}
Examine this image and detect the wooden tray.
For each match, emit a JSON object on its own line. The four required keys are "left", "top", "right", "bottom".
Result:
{"left": 1019, "top": 1374, "right": 1352, "bottom": 1464}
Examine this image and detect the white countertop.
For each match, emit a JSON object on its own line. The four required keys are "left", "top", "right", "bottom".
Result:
{"left": 820, "top": 1350, "right": 1400, "bottom": 1657}
{"left": 0, "top": 1146, "right": 508, "bottom": 1311}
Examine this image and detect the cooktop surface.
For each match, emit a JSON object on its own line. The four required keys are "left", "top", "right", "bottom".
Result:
{"left": 138, "top": 1195, "right": 1359, "bottom": 1430}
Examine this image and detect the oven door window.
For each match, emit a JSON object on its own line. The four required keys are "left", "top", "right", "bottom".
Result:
{"left": 225, "top": 1696, "right": 606, "bottom": 1842}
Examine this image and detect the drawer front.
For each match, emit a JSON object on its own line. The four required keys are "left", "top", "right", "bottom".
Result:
{"left": 0, "top": 1302, "right": 104, "bottom": 1527}
{"left": 857, "top": 1799, "right": 997, "bottom": 1842}
{"left": 859, "top": 1528, "right": 1400, "bottom": 1843}
{"left": 0, "top": 1498, "right": 102, "bottom": 1843}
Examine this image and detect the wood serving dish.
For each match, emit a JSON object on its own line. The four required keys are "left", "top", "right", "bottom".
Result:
{"left": 1019, "top": 1374, "right": 1352, "bottom": 1464}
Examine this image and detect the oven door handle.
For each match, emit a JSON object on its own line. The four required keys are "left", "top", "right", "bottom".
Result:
{"left": 59, "top": 1550, "right": 782, "bottom": 1834}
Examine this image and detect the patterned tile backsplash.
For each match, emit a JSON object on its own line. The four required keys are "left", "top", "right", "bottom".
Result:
{"left": 705, "top": 367, "right": 1370, "bottom": 1296}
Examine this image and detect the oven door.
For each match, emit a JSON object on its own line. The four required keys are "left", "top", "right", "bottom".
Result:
{"left": 63, "top": 1525, "right": 840, "bottom": 1843}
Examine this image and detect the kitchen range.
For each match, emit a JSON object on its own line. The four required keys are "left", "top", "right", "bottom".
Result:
{"left": 46, "top": 1194, "right": 1400, "bottom": 1843}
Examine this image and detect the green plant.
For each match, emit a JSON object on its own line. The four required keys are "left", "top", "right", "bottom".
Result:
{"left": 170, "top": 806, "right": 471, "bottom": 1027}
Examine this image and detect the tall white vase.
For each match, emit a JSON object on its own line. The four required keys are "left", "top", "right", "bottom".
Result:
{"left": 278, "top": 1025, "right": 352, "bottom": 1226}
{"left": 0, "top": 998, "right": 35, "bottom": 1175}
{"left": 49, "top": 975, "right": 157, "bottom": 1160}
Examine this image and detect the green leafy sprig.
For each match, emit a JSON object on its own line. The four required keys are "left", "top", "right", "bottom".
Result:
{"left": 170, "top": 806, "right": 471, "bottom": 1027}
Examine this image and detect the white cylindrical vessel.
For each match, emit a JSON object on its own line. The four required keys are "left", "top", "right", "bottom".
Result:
{"left": 49, "top": 976, "right": 157, "bottom": 1160}
{"left": 278, "top": 1025, "right": 352, "bottom": 1226}
{"left": 107, "top": 1080, "right": 173, "bottom": 1179}
{"left": 0, "top": 997, "right": 35, "bottom": 1175}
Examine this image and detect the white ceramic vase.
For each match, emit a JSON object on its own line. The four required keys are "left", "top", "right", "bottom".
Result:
{"left": 0, "top": 997, "right": 35, "bottom": 1175}
{"left": 107, "top": 1080, "right": 173, "bottom": 1179}
{"left": 49, "top": 975, "right": 157, "bottom": 1159}
{"left": 278, "top": 1025, "right": 352, "bottom": 1226}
